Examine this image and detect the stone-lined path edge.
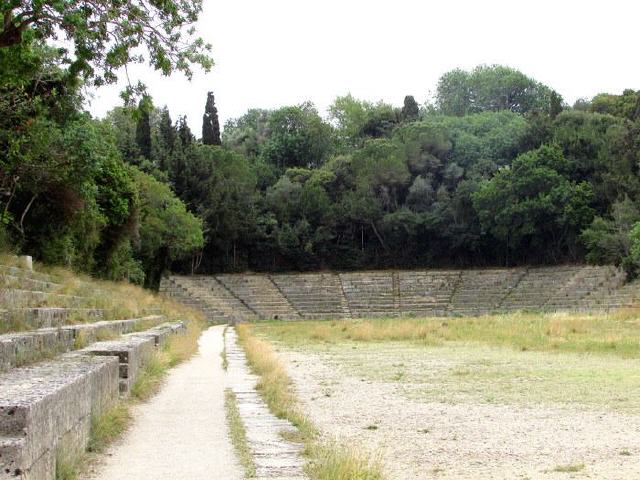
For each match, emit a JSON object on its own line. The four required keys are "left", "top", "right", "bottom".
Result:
{"left": 84, "top": 326, "right": 243, "bottom": 480}
{"left": 225, "top": 327, "right": 308, "bottom": 479}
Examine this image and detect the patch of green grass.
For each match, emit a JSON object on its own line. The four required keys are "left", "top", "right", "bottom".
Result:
{"left": 55, "top": 458, "right": 78, "bottom": 480}
{"left": 237, "top": 324, "right": 385, "bottom": 480}
{"left": 88, "top": 402, "right": 131, "bottom": 453}
{"left": 131, "top": 351, "right": 169, "bottom": 401}
{"left": 552, "top": 462, "right": 585, "bottom": 472}
{"left": 225, "top": 389, "right": 256, "bottom": 477}
{"left": 251, "top": 313, "right": 640, "bottom": 413}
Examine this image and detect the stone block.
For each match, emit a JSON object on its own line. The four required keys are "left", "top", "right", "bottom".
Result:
{"left": 0, "top": 354, "right": 119, "bottom": 479}
{"left": 0, "top": 315, "right": 165, "bottom": 372}
{"left": 80, "top": 336, "right": 155, "bottom": 395}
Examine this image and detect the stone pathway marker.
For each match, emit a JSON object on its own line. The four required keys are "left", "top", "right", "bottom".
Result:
{"left": 226, "top": 328, "right": 308, "bottom": 480}
{"left": 86, "top": 325, "right": 243, "bottom": 480}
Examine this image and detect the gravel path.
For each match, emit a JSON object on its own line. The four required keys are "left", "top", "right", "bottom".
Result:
{"left": 280, "top": 346, "right": 640, "bottom": 480}
{"left": 85, "top": 325, "right": 243, "bottom": 480}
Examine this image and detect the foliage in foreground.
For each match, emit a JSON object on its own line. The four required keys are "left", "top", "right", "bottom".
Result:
{"left": 236, "top": 324, "right": 385, "bottom": 480}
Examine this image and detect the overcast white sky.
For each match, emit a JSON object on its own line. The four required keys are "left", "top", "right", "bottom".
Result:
{"left": 87, "top": 0, "right": 640, "bottom": 136}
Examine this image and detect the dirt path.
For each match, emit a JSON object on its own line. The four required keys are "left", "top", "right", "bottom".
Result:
{"left": 85, "top": 325, "right": 243, "bottom": 480}
{"left": 280, "top": 345, "right": 640, "bottom": 480}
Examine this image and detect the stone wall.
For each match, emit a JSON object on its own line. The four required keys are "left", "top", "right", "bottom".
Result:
{"left": 163, "top": 265, "right": 639, "bottom": 321}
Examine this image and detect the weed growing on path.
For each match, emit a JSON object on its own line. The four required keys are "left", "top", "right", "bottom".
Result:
{"left": 225, "top": 388, "right": 256, "bottom": 477}
{"left": 236, "top": 323, "right": 384, "bottom": 480}
{"left": 221, "top": 325, "right": 229, "bottom": 370}
{"left": 552, "top": 463, "right": 585, "bottom": 472}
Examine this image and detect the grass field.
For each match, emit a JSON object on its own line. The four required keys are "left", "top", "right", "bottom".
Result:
{"left": 245, "top": 311, "right": 640, "bottom": 479}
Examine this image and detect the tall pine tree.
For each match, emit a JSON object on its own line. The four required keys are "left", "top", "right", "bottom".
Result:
{"left": 135, "top": 96, "right": 152, "bottom": 159}
{"left": 158, "top": 107, "right": 176, "bottom": 172}
{"left": 171, "top": 116, "right": 193, "bottom": 198}
{"left": 202, "top": 91, "right": 221, "bottom": 145}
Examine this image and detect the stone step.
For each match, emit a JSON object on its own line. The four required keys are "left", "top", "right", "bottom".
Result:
{"left": 0, "top": 264, "right": 53, "bottom": 283}
{"left": 0, "top": 318, "right": 172, "bottom": 479}
{"left": 0, "top": 315, "right": 165, "bottom": 372}
{"left": 0, "top": 307, "right": 105, "bottom": 333}
{"left": 161, "top": 266, "right": 635, "bottom": 321}
{"left": 0, "top": 289, "right": 87, "bottom": 309}
{"left": 0, "top": 274, "right": 60, "bottom": 292}
{"left": 80, "top": 336, "right": 156, "bottom": 395}
{"left": 0, "top": 354, "right": 119, "bottom": 480}
{"left": 126, "top": 321, "right": 186, "bottom": 348}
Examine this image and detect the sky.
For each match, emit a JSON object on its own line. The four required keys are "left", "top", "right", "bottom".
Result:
{"left": 87, "top": 0, "right": 640, "bottom": 136}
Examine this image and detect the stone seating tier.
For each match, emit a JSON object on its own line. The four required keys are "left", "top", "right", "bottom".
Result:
{"left": 162, "top": 265, "right": 638, "bottom": 321}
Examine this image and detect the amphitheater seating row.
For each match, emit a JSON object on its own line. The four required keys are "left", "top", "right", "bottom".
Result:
{"left": 0, "top": 260, "right": 187, "bottom": 480}
{"left": 163, "top": 265, "right": 639, "bottom": 321}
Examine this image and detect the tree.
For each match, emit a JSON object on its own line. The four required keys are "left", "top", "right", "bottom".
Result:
{"left": 105, "top": 107, "right": 140, "bottom": 164}
{"left": 202, "top": 91, "right": 221, "bottom": 145}
{"left": 436, "top": 65, "right": 560, "bottom": 116}
{"left": 329, "top": 95, "right": 399, "bottom": 149}
{"left": 156, "top": 107, "right": 176, "bottom": 172}
{"left": 134, "top": 169, "right": 204, "bottom": 287}
{"left": 177, "top": 116, "right": 194, "bottom": 147}
{"left": 401, "top": 95, "right": 420, "bottom": 122}
{"left": 185, "top": 145, "right": 258, "bottom": 271}
{"left": 261, "top": 102, "right": 333, "bottom": 170}
{"left": 135, "top": 96, "right": 152, "bottom": 159}
{"left": 590, "top": 90, "right": 640, "bottom": 121}
{"left": 551, "top": 110, "right": 636, "bottom": 208}
{"left": 0, "top": 0, "right": 213, "bottom": 90}
{"left": 581, "top": 197, "right": 640, "bottom": 266}
{"left": 473, "top": 145, "right": 595, "bottom": 263}
{"left": 222, "top": 108, "right": 270, "bottom": 159}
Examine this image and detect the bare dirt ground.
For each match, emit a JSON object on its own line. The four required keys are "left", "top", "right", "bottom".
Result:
{"left": 276, "top": 342, "right": 640, "bottom": 480}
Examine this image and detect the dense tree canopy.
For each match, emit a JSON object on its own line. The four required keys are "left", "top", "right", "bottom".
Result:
{"left": 3, "top": 40, "right": 640, "bottom": 284}
{"left": 436, "top": 65, "right": 561, "bottom": 116}
{"left": 0, "top": 8, "right": 207, "bottom": 287}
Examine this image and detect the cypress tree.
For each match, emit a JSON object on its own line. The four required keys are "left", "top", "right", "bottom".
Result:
{"left": 177, "top": 115, "right": 194, "bottom": 147}
{"left": 158, "top": 107, "right": 176, "bottom": 172}
{"left": 159, "top": 107, "right": 176, "bottom": 151}
{"left": 401, "top": 95, "right": 420, "bottom": 122}
{"left": 202, "top": 91, "right": 221, "bottom": 145}
{"left": 135, "top": 96, "right": 152, "bottom": 159}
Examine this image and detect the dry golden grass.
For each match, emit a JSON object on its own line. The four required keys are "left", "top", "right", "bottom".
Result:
{"left": 255, "top": 309, "right": 640, "bottom": 359}
{"left": 1, "top": 249, "right": 206, "bottom": 333}
{"left": 237, "top": 324, "right": 385, "bottom": 480}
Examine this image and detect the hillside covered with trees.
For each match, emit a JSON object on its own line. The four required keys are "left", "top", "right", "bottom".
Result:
{"left": 1, "top": 3, "right": 640, "bottom": 285}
